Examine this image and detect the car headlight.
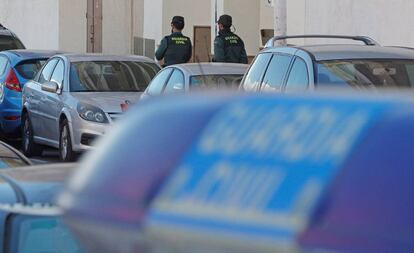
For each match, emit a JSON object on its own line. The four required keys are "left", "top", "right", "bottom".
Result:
{"left": 77, "top": 103, "right": 109, "bottom": 123}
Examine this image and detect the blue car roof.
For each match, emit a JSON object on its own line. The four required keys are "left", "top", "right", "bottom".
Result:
{"left": 1, "top": 50, "right": 65, "bottom": 64}
{"left": 61, "top": 92, "right": 414, "bottom": 253}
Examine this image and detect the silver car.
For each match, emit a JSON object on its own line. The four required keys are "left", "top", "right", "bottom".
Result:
{"left": 141, "top": 63, "right": 248, "bottom": 99}
{"left": 21, "top": 54, "right": 160, "bottom": 161}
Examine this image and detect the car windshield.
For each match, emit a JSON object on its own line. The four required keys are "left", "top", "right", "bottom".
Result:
{"left": 190, "top": 74, "right": 244, "bottom": 90}
{"left": 317, "top": 60, "right": 414, "bottom": 89}
{"left": 70, "top": 61, "right": 160, "bottom": 92}
{"left": 0, "top": 35, "right": 25, "bottom": 51}
{"left": 15, "top": 59, "right": 47, "bottom": 80}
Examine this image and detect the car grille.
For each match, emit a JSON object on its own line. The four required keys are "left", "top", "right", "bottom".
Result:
{"left": 108, "top": 113, "right": 122, "bottom": 122}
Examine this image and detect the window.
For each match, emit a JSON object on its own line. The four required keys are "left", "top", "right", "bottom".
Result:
{"left": 38, "top": 59, "right": 59, "bottom": 84}
{"left": 0, "top": 55, "right": 8, "bottom": 75}
{"left": 164, "top": 69, "right": 185, "bottom": 93}
{"left": 15, "top": 59, "right": 47, "bottom": 80}
{"left": 0, "top": 35, "right": 25, "bottom": 51}
{"left": 147, "top": 68, "right": 173, "bottom": 96}
{"left": 6, "top": 215, "right": 85, "bottom": 253}
{"left": 70, "top": 61, "right": 159, "bottom": 92}
{"left": 190, "top": 75, "right": 244, "bottom": 90}
{"left": 285, "top": 58, "right": 309, "bottom": 91}
{"left": 317, "top": 60, "right": 414, "bottom": 89}
{"left": 50, "top": 60, "right": 65, "bottom": 87}
{"left": 241, "top": 53, "right": 272, "bottom": 91}
{"left": 261, "top": 54, "right": 293, "bottom": 92}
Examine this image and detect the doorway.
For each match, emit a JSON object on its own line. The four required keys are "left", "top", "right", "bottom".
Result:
{"left": 87, "top": 0, "right": 102, "bottom": 53}
{"left": 193, "top": 26, "right": 211, "bottom": 63}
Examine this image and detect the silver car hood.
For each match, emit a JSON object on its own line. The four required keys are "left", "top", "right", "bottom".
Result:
{"left": 71, "top": 92, "right": 142, "bottom": 113}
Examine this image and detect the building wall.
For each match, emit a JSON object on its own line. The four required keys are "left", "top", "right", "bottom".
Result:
{"left": 143, "top": 0, "right": 163, "bottom": 44}
{"left": 59, "top": 0, "right": 87, "bottom": 53}
{"left": 162, "top": 0, "right": 211, "bottom": 46}
{"left": 287, "top": 0, "right": 414, "bottom": 47}
{"left": 102, "top": 0, "right": 133, "bottom": 55}
{"left": 0, "top": 0, "right": 59, "bottom": 50}
{"left": 213, "top": 0, "right": 261, "bottom": 56}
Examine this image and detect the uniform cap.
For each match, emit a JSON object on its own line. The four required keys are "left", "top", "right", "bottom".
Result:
{"left": 217, "top": 14, "right": 232, "bottom": 27}
{"left": 171, "top": 16, "right": 185, "bottom": 26}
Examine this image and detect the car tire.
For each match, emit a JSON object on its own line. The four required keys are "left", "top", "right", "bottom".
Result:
{"left": 21, "top": 113, "right": 42, "bottom": 157}
{"left": 59, "top": 119, "right": 77, "bottom": 162}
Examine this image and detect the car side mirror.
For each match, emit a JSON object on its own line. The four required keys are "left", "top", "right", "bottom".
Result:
{"left": 41, "top": 81, "right": 59, "bottom": 93}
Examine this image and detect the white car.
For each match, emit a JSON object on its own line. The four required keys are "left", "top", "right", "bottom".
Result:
{"left": 141, "top": 62, "right": 248, "bottom": 99}
{"left": 22, "top": 54, "right": 160, "bottom": 161}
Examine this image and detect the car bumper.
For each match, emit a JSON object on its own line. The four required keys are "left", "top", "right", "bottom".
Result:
{"left": 0, "top": 97, "right": 22, "bottom": 134}
{"left": 70, "top": 117, "right": 109, "bottom": 152}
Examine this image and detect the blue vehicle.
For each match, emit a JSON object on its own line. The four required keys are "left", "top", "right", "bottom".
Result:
{"left": 0, "top": 50, "right": 62, "bottom": 137}
{"left": 60, "top": 92, "right": 414, "bottom": 253}
{"left": 0, "top": 164, "right": 84, "bottom": 253}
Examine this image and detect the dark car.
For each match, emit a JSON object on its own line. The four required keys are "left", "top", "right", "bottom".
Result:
{"left": 60, "top": 92, "right": 414, "bottom": 253}
{"left": 0, "top": 164, "right": 85, "bottom": 253}
{"left": 0, "top": 24, "right": 25, "bottom": 52}
{"left": 241, "top": 35, "right": 414, "bottom": 92}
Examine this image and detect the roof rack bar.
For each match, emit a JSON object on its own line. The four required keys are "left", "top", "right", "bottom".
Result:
{"left": 264, "top": 35, "right": 380, "bottom": 48}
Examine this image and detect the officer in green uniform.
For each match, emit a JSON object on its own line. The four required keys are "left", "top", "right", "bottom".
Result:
{"left": 213, "top": 14, "right": 248, "bottom": 64}
{"left": 155, "top": 16, "right": 192, "bottom": 67}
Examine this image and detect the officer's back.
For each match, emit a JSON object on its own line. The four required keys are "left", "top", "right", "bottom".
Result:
{"left": 213, "top": 15, "right": 248, "bottom": 64}
{"left": 155, "top": 16, "right": 192, "bottom": 67}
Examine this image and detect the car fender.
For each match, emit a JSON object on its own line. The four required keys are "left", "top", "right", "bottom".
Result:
{"left": 59, "top": 107, "right": 76, "bottom": 145}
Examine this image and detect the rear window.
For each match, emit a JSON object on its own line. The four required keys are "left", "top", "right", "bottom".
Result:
{"left": 0, "top": 35, "right": 25, "bottom": 52}
{"left": 15, "top": 59, "right": 47, "bottom": 80}
{"left": 190, "top": 75, "right": 244, "bottom": 90}
{"left": 70, "top": 61, "right": 160, "bottom": 92}
{"left": 317, "top": 60, "right": 414, "bottom": 88}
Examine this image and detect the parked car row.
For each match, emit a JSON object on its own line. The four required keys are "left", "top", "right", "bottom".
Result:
{"left": 0, "top": 27, "right": 413, "bottom": 252}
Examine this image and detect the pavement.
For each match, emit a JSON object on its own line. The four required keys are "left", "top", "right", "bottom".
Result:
{"left": 8, "top": 140, "right": 63, "bottom": 165}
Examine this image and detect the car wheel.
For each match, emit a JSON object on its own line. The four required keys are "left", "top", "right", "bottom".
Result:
{"left": 59, "top": 119, "right": 77, "bottom": 162}
{"left": 21, "top": 113, "right": 42, "bottom": 157}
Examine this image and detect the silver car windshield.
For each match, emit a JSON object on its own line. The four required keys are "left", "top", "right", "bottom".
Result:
{"left": 317, "top": 60, "right": 414, "bottom": 89}
{"left": 70, "top": 61, "right": 159, "bottom": 92}
{"left": 190, "top": 75, "right": 244, "bottom": 90}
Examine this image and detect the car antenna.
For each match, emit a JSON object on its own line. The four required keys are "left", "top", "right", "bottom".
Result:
{"left": 195, "top": 56, "right": 208, "bottom": 88}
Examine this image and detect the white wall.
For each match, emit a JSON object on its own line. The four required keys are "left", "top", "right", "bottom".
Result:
{"left": 214, "top": 0, "right": 261, "bottom": 56}
{"left": 0, "top": 0, "right": 59, "bottom": 50}
{"left": 102, "top": 0, "right": 133, "bottom": 55}
{"left": 59, "top": 0, "right": 87, "bottom": 53}
{"left": 144, "top": 0, "right": 163, "bottom": 45}
{"left": 163, "top": 0, "right": 211, "bottom": 44}
{"left": 288, "top": 0, "right": 414, "bottom": 47}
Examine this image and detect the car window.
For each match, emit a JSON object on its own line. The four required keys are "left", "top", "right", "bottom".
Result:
{"left": 0, "top": 55, "right": 8, "bottom": 75}
{"left": 190, "top": 75, "right": 244, "bottom": 90}
{"left": 285, "top": 58, "right": 309, "bottom": 91}
{"left": 6, "top": 215, "right": 86, "bottom": 253}
{"left": 317, "top": 60, "right": 414, "bottom": 88}
{"left": 70, "top": 61, "right": 159, "bottom": 92}
{"left": 261, "top": 54, "right": 293, "bottom": 92}
{"left": 241, "top": 53, "right": 272, "bottom": 91}
{"left": 38, "top": 59, "right": 59, "bottom": 84}
{"left": 0, "top": 35, "right": 25, "bottom": 51}
{"left": 50, "top": 60, "right": 65, "bottom": 86}
{"left": 147, "top": 68, "right": 173, "bottom": 96}
{"left": 15, "top": 59, "right": 47, "bottom": 80}
{"left": 164, "top": 69, "right": 185, "bottom": 93}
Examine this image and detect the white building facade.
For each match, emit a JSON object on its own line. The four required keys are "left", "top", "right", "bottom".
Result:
{"left": 0, "top": 0, "right": 413, "bottom": 60}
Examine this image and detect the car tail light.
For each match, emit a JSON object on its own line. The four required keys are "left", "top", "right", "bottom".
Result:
{"left": 4, "top": 69, "right": 21, "bottom": 92}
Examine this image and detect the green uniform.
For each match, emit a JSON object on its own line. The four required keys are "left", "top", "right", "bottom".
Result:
{"left": 155, "top": 32, "right": 192, "bottom": 67}
{"left": 213, "top": 30, "right": 248, "bottom": 64}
